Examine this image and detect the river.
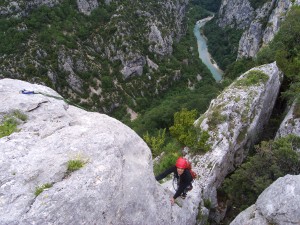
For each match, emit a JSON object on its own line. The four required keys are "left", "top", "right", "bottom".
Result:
{"left": 194, "top": 16, "right": 223, "bottom": 82}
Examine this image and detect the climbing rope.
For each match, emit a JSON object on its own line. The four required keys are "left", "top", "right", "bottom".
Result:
{"left": 172, "top": 174, "right": 178, "bottom": 191}
{"left": 20, "top": 89, "right": 88, "bottom": 111}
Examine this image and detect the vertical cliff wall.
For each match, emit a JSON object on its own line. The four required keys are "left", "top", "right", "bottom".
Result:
{"left": 218, "top": 0, "right": 300, "bottom": 59}
{"left": 192, "top": 62, "right": 283, "bottom": 223}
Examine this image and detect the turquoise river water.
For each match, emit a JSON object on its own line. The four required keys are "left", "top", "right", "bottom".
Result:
{"left": 194, "top": 17, "right": 223, "bottom": 82}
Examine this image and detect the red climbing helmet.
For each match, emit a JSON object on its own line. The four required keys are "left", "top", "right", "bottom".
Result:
{"left": 175, "top": 157, "right": 187, "bottom": 169}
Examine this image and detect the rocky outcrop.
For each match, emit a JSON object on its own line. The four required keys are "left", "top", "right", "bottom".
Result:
{"left": 0, "top": 0, "right": 60, "bottom": 17}
{"left": 276, "top": 100, "right": 300, "bottom": 139}
{"left": 0, "top": 0, "right": 111, "bottom": 16}
{"left": 1, "top": 0, "right": 189, "bottom": 113}
{"left": 0, "top": 0, "right": 98, "bottom": 17}
{"left": 118, "top": 0, "right": 188, "bottom": 77}
{"left": 58, "top": 49, "right": 84, "bottom": 93}
{"left": 76, "top": 0, "right": 98, "bottom": 15}
{"left": 230, "top": 174, "right": 300, "bottom": 225}
{"left": 192, "top": 62, "right": 283, "bottom": 223}
{"left": 218, "top": 0, "right": 254, "bottom": 29}
{"left": 237, "top": 0, "right": 300, "bottom": 58}
{"left": 237, "top": 0, "right": 276, "bottom": 58}
{"left": 154, "top": 62, "right": 283, "bottom": 224}
{"left": 148, "top": 24, "right": 173, "bottom": 56}
{"left": 218, "top": 0, "right": 300, "bottom": 58}
{"left": 0, "top": 79, "right": 162, "bottom": 224}
{"left": 262, "top": 0, "right": 292, "bottom": 45}
{"left": 0, "top": 61, "right": 283, "bottom": 224}
{"left": 0, "top": 78, "right": 204, "bottom": 225}
{"left": 120, "top": 55, "right": 146, "bottom": 78}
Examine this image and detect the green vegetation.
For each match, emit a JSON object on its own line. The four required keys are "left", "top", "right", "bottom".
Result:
{"left": 256, "top": 6, "right": 300, "bottom": 104}
{"left": 148, "top": 109, "right": 210, "bottom": 175}
{"left": 152, "top": 108, "right": 211, "bottom": 176}
{"left": 203, "top": 198, "right": 212, "bottom": 209}
{"left": 143, "top": 129, "right": 166, "bottom": 158}
{"left": 12, "top": 110, "right": 28, "bottom": 121}
{"left": 67, "top": 159, "right": 85, "bottom": 173}
{"left": 249, "top": 0, "right": 270, "bottom": 9}
{"left": 0, "top": 117, "right": 18, "bottom": 138}
{"left": 0, "top": 110, "right": 27, "bottom": 138}
{"left": 294, "top": 100, "right": 300, "bottom": 118}
{"left": 190, "top": 0, "right": 222, "bottom": 13}
{"left": 204, "top": 18, "right": 244, "bottom": 70}
{"left": 220, "top": 134, "right": 300, "bottom": 218}
{"left": 35, "top": 183, "right": 53, "bottom": 196}
{"left": 1, "top": 0, "right": 223, "bottom": 117}
{"left": 235, "top": 70, "right": 269, "bottom": 87}
{"left": 153, "top": 141, "right": 181, "bottom": 175}
{"left": 169, "top": 109, "right": 199, "bottom": 148}
{"left": 169, "top": 108, "right": 210, "bottom": 153}
{"left": 224, "top": 58, "right": 256, "bottom": 81}
{"left": 207, "top": 105, "right": 227, "bottom": 130}
{"left": 123, "top": 3, "right": 222, "bottom": 135}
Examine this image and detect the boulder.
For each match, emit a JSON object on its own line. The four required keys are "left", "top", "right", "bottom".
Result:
{"left": 276, "top": 100, "right": 300, "bottom": 141}
{"left": 0, "top": 61, "right": 284, "bottom": 224}
{"left": 230, "top": 175, "right": 300, "bottom": 225}
{"left": 192, "top": 62, "right": 283, "bottom": 223}
{"left": 76, "top": 0, "right": 98, "bottom": 15}
{"left": 148, "top": 24, "right": 173, "bottom": 56}
{"left": 0, "top": 78, "right": 176, "bottom": 225}
{"left": 120, "top": 55, "right": 146, "bottom": 79}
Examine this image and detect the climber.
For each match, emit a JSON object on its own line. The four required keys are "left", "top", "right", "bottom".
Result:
{"left": 155, "top": 157, "right": 193, "bottom": 205}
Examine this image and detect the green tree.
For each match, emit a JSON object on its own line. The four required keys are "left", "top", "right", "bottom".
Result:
{"left": 221, "top": 134, "right": 300, "bottom": 214}
{"left": 169, "top": 108, "right": 210, "bottom": 152}
{"left": 169, "top": 108, "right": 198, "bottom": 146}
{"left": 256, "top": 6, "right": 300, "bottom": 104}
{"left": 143, "top": 128, "right": 166, "bottom": 157}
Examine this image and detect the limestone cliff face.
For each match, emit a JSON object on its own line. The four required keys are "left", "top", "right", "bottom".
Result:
{"left": 237, "top": 0, "right": 277, "bottom": 59}
{"left": 218, "top": 0, "right": 300, "bottom": 59}
{"left": 217, "top": 0, "right": 254, "bottom": 29}
{"left": 0, "top": 79, "right": 171, "bottom": 225}
{"left": 230, "top": 100, "right": 300, "bottom": 225}
{"left": 276, "top": 100, "right": 300, "bottom": 140}
{"left": 76, "top": 0, "right": 98, "bottom": 15}
{"left": 0, "top": 0, "right": 100, "bottom": 16}
{"left": 0, "top": 62, "right": 283, "bottom": 224}
{"left": 110, "top": 0, "right": 188, "bottom": 78}
{"left": 230, "top": 175, "right": 300, "bottom": 225}
{"left": 0, "top": 78, "right": 204, "bottom": 225}
{"left": 158, "top": 62, "right": 284, "bottom": 224}
{"left": 237, "top": 0, "right": 298, "bottom": 58}
{"left": 192, "top": 62, "right": 283, "bottom": 223}
{"left": 0, "top": 0, "right": 189, "bottom": 114}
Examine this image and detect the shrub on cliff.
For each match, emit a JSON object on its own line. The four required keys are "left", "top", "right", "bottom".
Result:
{"left": 221, "top": 134, "right": 300, "bottom": 213}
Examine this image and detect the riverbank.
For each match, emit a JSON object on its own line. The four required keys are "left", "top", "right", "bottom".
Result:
{"left": 194, "top": 16, "right": 223, "bottom": 82}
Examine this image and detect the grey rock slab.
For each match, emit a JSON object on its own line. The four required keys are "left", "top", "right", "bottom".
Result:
{"left": 231, "top": 175, "right": 300, "bottom": 225}
{"left": 193, "top": 62, "right": 283, "bottom": 222}
{"left": 276, "top": 100, "right": 300, "bottom": 140}
{"left": 0, "top": 78, "right": 174, "bottom": 225}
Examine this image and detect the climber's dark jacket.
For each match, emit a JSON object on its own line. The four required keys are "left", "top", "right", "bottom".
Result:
{"left": 155, "top": 166, "right": 193, "bottom": 199}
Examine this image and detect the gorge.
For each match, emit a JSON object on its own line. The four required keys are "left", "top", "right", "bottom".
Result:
{"left": 1, "top": 0, "right": 300, "bottom": 224}
{"left": 194, "top": 16, "right": 223, "bottom": 82}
